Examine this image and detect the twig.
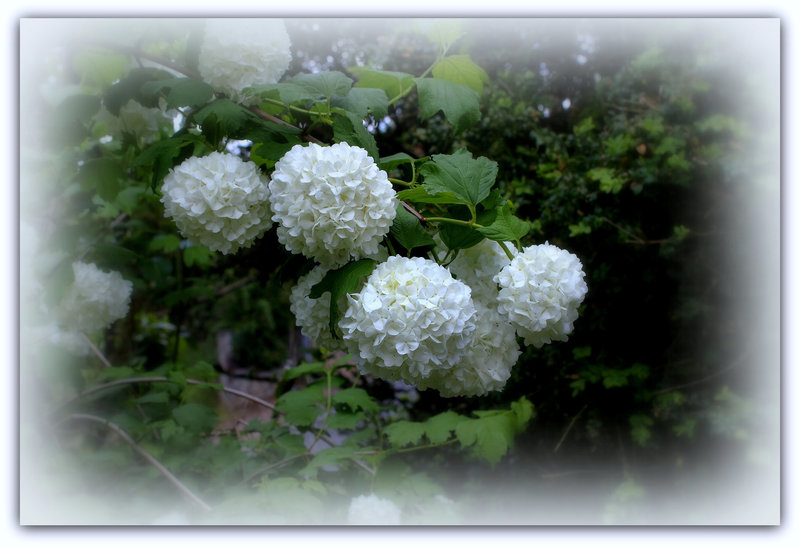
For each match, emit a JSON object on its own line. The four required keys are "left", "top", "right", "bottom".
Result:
{"left": 401, "top": 201, "right": 426, "bottom": 223}
{"left": 247, "top": 106, "right": 325, "bottom": 145}
{"left": 84, "top": 42, "right": 201, "bottom": 80}
{"left": 59, "top": 413, "right": 212, "bottom": 511}
{"left": 598, "top": 216, "right": 645, "bottom": 244}
{"left": 238, "top": 453, "right": 307, "bottom": 486}
{"left": 80, "top": 333, "right": 112, "bottom": 368}
{"left": 553, "top": 403, "right": 588, "bottom": 454}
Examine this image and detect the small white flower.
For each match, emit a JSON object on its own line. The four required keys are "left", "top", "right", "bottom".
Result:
{"left": 347, "top": 494, "right": 402, "bottom": 525}
{"left": 494, "top": 243, "right": 588, "bottom": 348}
{"left": 289, "top": 265, "right": 348, "bottom": 353}
{"left": 340, "top": 256, "right": 477, "bottom": 385}
{"left": 269, "top": 143, "right": 397, "bottom": 267}
{"left": 441, "top": 237, "right": 517, "bottom": 306}
{"left": 161, "top": 152, "right": 272, "bottom": 254}
{"left": 58, "top": 262, "right": 133, "bottom": 333}
{"left": 199, "top": 19, "right": 292, "bottom": 105}
{"left": 418, "top": 302, "right": 519, "bottom": 397}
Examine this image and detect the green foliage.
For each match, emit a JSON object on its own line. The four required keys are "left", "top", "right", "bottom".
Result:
{"left": 419, "top": 149, "right": 497, "bottom": 208}
{"left": 476, "top": 202, "right": 530, "bottom": 243}
{"left": 414, "top": 78, "right": 481, "bottom": 134}
{"left": 309, "top": 259, "right": 376, "bottom": 337}
{"left": 390, "top": 204, "right": 436, "bottom": 253}
{"left": 431, "top": 54, "right": 489, "bottom": 93}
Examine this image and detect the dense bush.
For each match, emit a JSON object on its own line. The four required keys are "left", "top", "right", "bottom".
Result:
{"left": 19, "top": 18, "right": 778, "bottom": 525}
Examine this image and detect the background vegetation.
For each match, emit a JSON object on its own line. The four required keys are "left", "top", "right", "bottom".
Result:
{"left": 19, "top": 18, "right": 779, "bottom": 524}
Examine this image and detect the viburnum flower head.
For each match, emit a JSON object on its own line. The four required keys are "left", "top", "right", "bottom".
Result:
{"left": 269, "top": 143, "right": 397, "bottom": 267}
{"left": 494, "top": 243, "right": 588, "bottom": 348}
{"left": 339, "top": 256, "right": 477, "bottom": 386}
{"left": 58, "top": 262, "right": 133, "bottom": 333}
{"left": 289, "top": 265, "right": 348, "bottom": 353}
{"left": 161, "top": 152, "right": 273, "bottom": 254}
{"left": 418, "top": 302, "right": 520, "bottom": 397}
{"left": 198, "top": 18, "right": 292, "bottom": 105}
{"left": 347, "top": 494, "right": 402, "bottom": 525}
{"left": 440, "top": 237, "right": 517, "bottom": 306}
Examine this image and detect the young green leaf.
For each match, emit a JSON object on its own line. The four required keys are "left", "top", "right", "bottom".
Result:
{"left": 335, "top": 87, "right": 389, "bottom": 119}
{"left": 438, "top": 223, "right": 484, "bottom": 250}
{"left": 431, "top": 54, "right": 489, "bottom": 93}
{"left": 172, "top": 403, "right": 219, "bottom": 432}
{"left": 423, "top": 410, "right": 469, "bottom": 444}
{"left": 290, "top": 71, "right": 354, "bottom": 99}
{"left": 384, "top": 420, "right": 426, "bottom": 448}
{"left": 282, "top": 361, "right": 326, "bottom": 382}
{"left": 276, "top": 385, "right": 326, "bottom": 427}
{"left": 476, "top": 202, "right": 530, "bottom": 242}
{"left": 395, "top": 186, "right": 463, "bottom": 205}
{"left": 310, "top": 259, "right": 376, "bottom": 337}
{"left": 332, "top": 110, "right": 379, "bottom": 161}
{"left": 354, "top": 69, "right": 415, "bottom": 102}
{"left": 414, "top": 78, "right": 481, "bottom": 134}
{"left": 390, "top": 204, "right": 436, "bottom": 253}
{"left": 419, "top": 149, "right": 498, "bottom": 208}
{"left": 333, "top": 388, "right": 379, "bottom": 414}
{"left": 455, "top": 414, "right": 516, "bottom": 464}
{"left": 379, "top": 153, "right": 420, "bottom": 172}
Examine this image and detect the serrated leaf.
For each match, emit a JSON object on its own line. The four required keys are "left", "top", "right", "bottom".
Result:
{"left": 629, "top": 414, "right": 654, "bottom": 446}
{"left": 424, "top": 411, "right": 469, "bottom": 444}
{"left": 414, "top": 78, "right": 480, "bottom": 133}
{"left": 455, "top": 414, "right": 516, "bottom": 464}
{"left": 194, "top": 98, "right": 299, "bottom": 145}
{"left": 148, "top": 234, "right": 181, "bottom": 254}
{"left": 510, "top": 397, "right": 535, "bottom": 430}
{"left": 141, "top": 78, "right": 214, "bottom": 109}
{"left": 299, "top": 446, "right": 358, "bottom": 478}
{"left": 283, "top": 361, "right": 326, "bottom": 382}
{"left": 587, "top": 167, "right": 626, "bottom": 194}
{"left": 431, "top": 54, "right": 489, "bottom": 93}
{"left": 336, "top": 87, "right": 389, "bottom": 119}
{"left": 438, "top": 223, "right": 484, "bottom": 250}
{"left": 354, "top": 69, "right": 414, "bottom": 103}
{"left": 103, "top": 67, "right": 173, "bottom": 115}
{"left": 379, "top": 153, "right": 421, "bottom": 172}
{"left": 333, "top": 388, "right": 379, "bottom": 414}
{"left": 172, "top": 403, "right": 218, "bottom": 432}
{"left": 326, "top": 411, "right": 365, "bottom": 430}
{"left": 310, "top": 258, "right": 376, "bottom": 338}
{"left": 384, "top": 421, "right": 425, "bottom": 448}
{"left": 132, "top": 133, "right": 204, "bottom": 189}
{"left": 395, "top": 186, "right": 463, "bottom": 205}
{"left": 390, "top": 204, "right": 435, "bottom": 253}
{"left": 332, "top": 110, "right": 379, "bottom": 161}
{"left": 276, "top": 385, "right": 325, "bottom": 427}
{"left": 247, "top": 82, "right": 317, "bottom": 105}
{"left": 290, "top": 71, "right": 354, "bottom": 99}
{"left": 77, "top": 157, "right": 124, "bottom": 202}
{"left": 419, "top": 149, "right": 497, "bottom": 208}
{"left": 183, "top": 245, "right": 212, "bottom": 267}
{"left": 476, "top": 203, "right": 530, "bottom": 243}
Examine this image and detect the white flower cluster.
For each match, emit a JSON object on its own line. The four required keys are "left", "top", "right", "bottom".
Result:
{"left": 269, "top": 143, "right": 397, "bottom": 267}
{"left": 58, "top": 262, "right": 133, "bottom": 334}
{"left": 442, "top": 238, "right": 516, "bottom": 305}
{"left": 198, "top": 19, "right": 292, "bottom": 105}
{"left": 340, "top": 256, "right": 476, "bottom": 386}
{"left": 495, "top": 243, "right": 588, "bottom": 348}
{"left": 289, "top": 265, "right": 347, "bottom": 353}
{"left": 347, "top": 494, "right": 402, "bottom": 525}
{"left": 161, "top": 152, "right": 273, "bottom": 254}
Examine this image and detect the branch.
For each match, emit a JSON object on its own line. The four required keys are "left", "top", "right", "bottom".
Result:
{"left": 247, "top": 106, "right": 325, "bottom": 145}
{"left": 85, "top": 41, "right": 201, "bottom": 80}
{"left": 59, "top": 413, "right": 212, "bottom": 511}
{"left": 80, "top": 333, "right": 112, "bottom": 368}
{"left": 553, "top": 403, "right": 588, "bottom": 454}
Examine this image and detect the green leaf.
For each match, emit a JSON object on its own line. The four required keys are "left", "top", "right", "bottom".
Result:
{"left": 290, "top": 71, "right": 354, "bottom": 99}
{"left": 424, "top": 411, "right": 468, "bottom": 444}
{"left": 573, "top": 117, "right": 595, "bottom": 136}
{"left": 326, "top": 411, "right": 365, "bottom": 430}
{"left": 332, "top": 110, "right": 379, "bottom": 161}
{"left": 141, "top": 77, "right": 214, "bottom": 109}
{"left": 276, "top": 385, "right": 325, "bottom": 427}
{"left": 384, "top": 421, "right": 425, "bottom": 448}
{"left": 132, "top": 133, "right": 204, "bottom": 190}
{"left": 136, "top": 390, "right": 170, "bottom": 404}
{"left": 247, "top": 82, "right": 317, "bottom": 105}
{"left": 148, "top": 234, "right": 181, "bottom": 254}
{"left": 431, "top": 54, "right": 489, "bottom": 93}
{"left": 77, "top": 157, "right": 124, "bottom": 202}
{"left": 395, "top": 186, "right": 463, "bottom": 205}
{"left": 379, "top": 153, "right": 419, "bottom": 172}
{"left": 333, "top": 388, "right": 379, "bottom": 414}
{"left": 194, "top": 99, "right": 299, "bottom": 145}
{"left": 336, "top": 87, "right": 389, "bottom": 119}
{"left": 172, "top": 403, "right": 219, "bottom": 432}
{"left": 103, "top": 67, "right": 173, "bottom": 115}
{"left": 354, "top": 69, "right": 414, "bottom": 102}
{"left": 282, "top": 361, "right": 325, "bottom": 382}
{"left": 310, "top": 258, "right": 376, "bottom": 337}
{"left": 420, "top": 149, "right": 498, "bottom": 208}
{"left": 414, "top": 78, "right": 481, "bottom": 133}
{"left": 476, "top": 202, "right": 530, "bottom": 242}
{"left": 587, "top": 167, "right": 626, "bottom": 194}
{"left": 390, "top": 204, "right": 435, "bottom": 253}
{"left": 510, "top": 397, "right": 535, "bottom": 430}
{"left": 455, "top": 414, "right": 516, "bottom": 464}
{"left": 183, "top": 245, "right": 212, "bottom": 267}
{"left": 60, "top": 94, "right": 102, "bottom": 125}
{"left": 299, "top": 446, "right": 358, "bottom": 478}
{"left": 250, "top": 138, "right": 303, "bottom": 168}
{"left": 426, "top": 20, "right": 466, "bottom": 49}
{"left": 438, "top": 223, "right": 484, "bottom": 251}
{"left": 629, "top": 414, "right": 654, "bottom": 446}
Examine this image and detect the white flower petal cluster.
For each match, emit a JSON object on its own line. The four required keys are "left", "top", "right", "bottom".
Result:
{"left": 442, "top": 238, "right": 517, "bottom": 305}
{"left": 340, "top": 256, "right": 477, "bottom": 385}
{"left": 418, "top": 302, "right": 519, "bottom": 397}
{"left": 289, "top": 265, "right": 348, "bottom": 352}
{"left": 269, "top": 143, "right": 397, "bottom": 267}
{"left": 161, "top": 152, "right": 272, "bottom": 254}
{"left": 58, "top": 262, "right": 133, "bottom": 333}
{"left": 347, "top": 494, "right": 402, "bottom": 525}
{"left": 495, "top": 243, "right": 588, "bottom": 348}
{"left": 198, "top": 19, "right": 292, "bottom": 105}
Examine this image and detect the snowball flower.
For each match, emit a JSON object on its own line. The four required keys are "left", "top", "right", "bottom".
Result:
{"left": 269, "top": 143, "right": 397, "bottom": 267}
{"left": 340, "top": 256, "right": 477, "bottom": 385}
{"left": 494, "top": 243, "right": 588, "bottom": 348}
{"left": 198, "top": 18, "right": 292, "bottom": 105}
{"left": 347, "top": 494, "right": 402, "bottom": 525}
{"left": 161, "top": 152, "right": 273, "bottom": 254}
{"left": 289, "top": 265, "right": 348, "bottom": 352}
{"left": 58, "top": 262, "right": 133, "bottom": 333}
{"left": 441, "top": 237, "right": 517, "bottom": 306}
{"left": 418, "top": 302, "right": 520, "bottom": 397}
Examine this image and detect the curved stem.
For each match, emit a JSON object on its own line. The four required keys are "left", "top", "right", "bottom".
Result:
{"left": 388, "top": 177, "right": 413, "bottom": 187}
{"left": 497, "top": 240, "right": 516, "bottom": 261}
{"left": 59, "top": 413, "right": 212, "bottom": 511}
{"left": 423, "top": 216, "right": 484, "bottom": 229}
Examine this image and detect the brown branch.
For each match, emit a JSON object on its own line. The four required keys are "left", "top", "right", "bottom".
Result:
{"left": 80, "top": 333, "right": 112, "bottom": 368}
{"left": 401, "top": 201, "right": 426, "bottom": 223}
{"left": 60, "top": 413, "right": 212, "bottom": 511}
